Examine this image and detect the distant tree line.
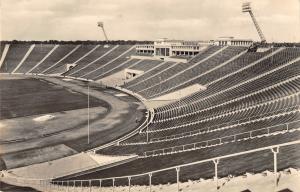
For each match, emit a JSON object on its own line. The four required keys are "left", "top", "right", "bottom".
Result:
{"left": 248, "top": 42, "right": 300, "bottom": 52}
{"left": 0, "top": 40, "right": 154, "bottom": 45}
{"left": 254, "top": 42, "right": 300, "bottom": 48}
{"left": 1, "top": 40, "right": 299, "bottom": 47}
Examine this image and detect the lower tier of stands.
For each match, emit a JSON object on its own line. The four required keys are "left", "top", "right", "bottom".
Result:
{"left": 61, "top": 132, "right": 300, "bottom": 187}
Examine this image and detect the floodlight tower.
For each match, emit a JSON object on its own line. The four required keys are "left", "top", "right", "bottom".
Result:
{"left": 242, "top": 2, "right": 266, "bottom": 43}
{"left": 97, "top": 21, "right": 109, "bottom": 42}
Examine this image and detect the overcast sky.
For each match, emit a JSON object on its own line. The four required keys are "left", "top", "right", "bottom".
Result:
{"left": 0, "top": 0, "right": 299, "bottom": 42}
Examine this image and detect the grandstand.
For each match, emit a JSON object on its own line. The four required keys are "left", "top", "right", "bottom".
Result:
{"left": 0, "top": 2, "right": 300, "bottom": 192}
{"left": 0, "top": 40, "right": 299, "bottom": 192}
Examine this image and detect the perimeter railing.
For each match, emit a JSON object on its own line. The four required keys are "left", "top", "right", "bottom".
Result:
{"left": 46, "top": 139, "right": 300, "bottom": 192}
{"left": 143, "top": 119, "right": 300, "bottom": 157}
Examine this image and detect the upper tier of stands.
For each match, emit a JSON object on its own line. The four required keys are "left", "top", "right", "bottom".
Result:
{"left": 45, "top": 45, "right": 97, "bottom": 74}
{"left": 15, "top": 44, "right": 55, "bottom": 73}
{"left": 0, "top": 44, "right": 31, "bottom": 73}
{"left": 66, "top": 45, "right": 134, "bottom": 79}
{"left": 30, "top": 45, "right": 77, "bottom": 74}
{"left": 63, "top": 45, "right": 117, "bottom": 76}
{"left": 85, "top": 46, "right": 136, "bottom": 80}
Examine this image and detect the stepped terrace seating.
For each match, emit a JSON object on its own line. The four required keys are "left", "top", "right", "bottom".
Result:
{"left": 86, "top": 48, "right": 137, "bottom": 80}
{"left": 45, "top": 44, "right": 97, "bottom": 74}
{"left": 137, "top": 46, "right": 247, "bottom": 99}
{"left": 0, "top": 43, "right": 6, "bottom": 58}
{"left": 64, "top": 45, "right": 116, "bottom": 76}
{"left": 63, "top": 132, "right": 300, "bottom": 186}
{"left": 125, "top": 62, "right": 189, "bottom": 93}
{"left": 121, "top": 46, "right": 222, "bottom": 91}
{"left": 4, "top": 45, "right": 291, "bottom": 188}
{"left": 156, "top": 48, "right": 300, "bottom": 114}
{"left": 149, "top": 111, "right": 300, "bottom": 143}
{"left": 92, "top": 58, "right": 142, "bottom": 80}
{"left": 97, "top": 63, "right": 300, "bottom": 153}
{"left": 126, "top": 61, "right": 176, "bottom": 92}
{"left": 187, "top": 45, "right": 222, "bottom": 64}
{"left": 98, "top": 101, "right": 299, "bottom": 156}
{"left": 154, "top": 76, "right": 300, "bottom": 123}
{"left": 150, "top": 96, "right": 300, "bottom": 137}
{"left": 70, "top": 45, "right": 133, "bottom": 78}
{"left": 30, "top": 44, "right": 77, "bottom": 74}
{"left": 62, "top": 47, "right": 300, "bottom": 187}
{"left": 15, "top": 44, "right": 55, "bottom": 73}
{"left": 153, "top": 62, "right": 300, "bottom": 125}
{"left": 0, "top": 43, "right": 31, "bottom": 73}
{"left": 63, "top": 45, "right": 105, "bottom": 76}
{"left": 124, "top": 61, "right": 176, "bottom": 87}
{"left": 148, "top": 48, "right": 274, "bottom": 99}
{"left": 128, "top": 59, "right": 164, "bottom": 72}
{"left": 125, "top": 99, "right": 300, "bottom": 144}
{"left": 149, "top": 81, "right": 299, "bottom": 138}
{"left": 1, "top": 44, "right": 300, "bottom": 188}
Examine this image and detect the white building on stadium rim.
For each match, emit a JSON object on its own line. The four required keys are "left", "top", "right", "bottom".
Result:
{"left": 128, "top": 37, "right": 253, "bottom": 80}
{"left": 135, "top": 37, "right": 253, "bottom": 58}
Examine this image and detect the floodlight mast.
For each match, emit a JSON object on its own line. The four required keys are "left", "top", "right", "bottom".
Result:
{"left": 242, "top": 2, "right": 266, "bottom": 43}
{"left": 97, "top": 22, "right": 109, "bottom": 42}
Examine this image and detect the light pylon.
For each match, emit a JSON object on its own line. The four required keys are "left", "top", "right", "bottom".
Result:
{"left": 242, "top": 2, "right": 266, "bottom": 43}
{"left": 97, "top": 22, "right": 109, "bottom": 42}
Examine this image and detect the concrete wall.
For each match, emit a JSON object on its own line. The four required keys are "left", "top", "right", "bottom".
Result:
{"left": 131, "top": 55, "right": 187, "bottom": 63}
{"left": 96, "top": 70, "right": 126, "bottom": 87}
{"left": 143, "top": 84, "right": 206, "bottom": 108}
{"left": 151, "top": 84, "right": 206, "bottom": 101}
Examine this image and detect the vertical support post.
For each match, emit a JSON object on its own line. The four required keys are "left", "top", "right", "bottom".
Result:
{"left": 149, "top": 173, "right": 152, "bottom": 192}
{"left": 147, "top": 122, "right": 149, "bottom": 143}
{"left": 213, "top": 159, "right": 220, "bottom": 190}
{"left": 99, "top": 179, "right": 102, "bottom": 192}
{"left": 176, "top": 167, "right": 180, "bottom": 192}
{"left": 67, "top": 180, "right": 69, "bottom": 192}
{"left": 42, "top": 180, "right": 44, "bottom": 190}
{"left": 88, "top": 83, "right": 90, "bottom": 144}
{"left": 48, "top": 180, "right": 50, "bottom": 191}
{"left": 89, "top": 180, "right": 92, "bottom": 192}
{"left": 112, "top": 178, "right": 115, "bottom": 192}
{"left": 81, "top": 180, "right": 83, "bottom": 192}
{"left": 74, "top": 180, "right": 76, "bottom": 191}
{"left": 128, "top": 177, "right": 131, "bottom": 192}
{"left": 146, "top": 110, "right": 151, "bottom": 143}
{"left": 271, "top": 147, "right": 280, "bottom": 187}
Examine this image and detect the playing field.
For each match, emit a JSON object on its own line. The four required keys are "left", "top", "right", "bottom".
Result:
{"left": 0, "top": 76, "right": 145, "bottom": 170}
{"left": 0, "top": 78, "right": 108, "bottom": 120}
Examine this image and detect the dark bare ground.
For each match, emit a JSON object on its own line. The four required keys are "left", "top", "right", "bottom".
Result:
{"left": 0, "top": 182, "right": 40, "bottom": 192}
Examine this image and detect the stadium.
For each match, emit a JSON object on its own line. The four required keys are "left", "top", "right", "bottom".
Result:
{"left": 0, "top": 0, "right": 300, "bottom": 191}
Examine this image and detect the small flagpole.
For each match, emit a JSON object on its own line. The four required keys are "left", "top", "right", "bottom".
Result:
{"left": 88, "top": 83, "right": 90, "bottom": 144}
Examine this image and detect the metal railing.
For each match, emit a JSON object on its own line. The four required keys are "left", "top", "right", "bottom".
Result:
{"left": 154, "top": 89, "right": 299, "bottom": 123}
{"left": 147, "top": 105, "right": 300, "bottom": 133}
{"left": 149, "top": 110, "right": 300, "bottom": 142}
{"left": 49, "top": 140, "right": 300, "bottom": 192}
{"left": 144, "top": 120, "right": 300, "bottom": 157}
